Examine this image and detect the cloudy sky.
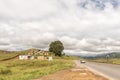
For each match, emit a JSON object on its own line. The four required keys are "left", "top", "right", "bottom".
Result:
{"left": 0, "top": 0, "right": 120, "bottom": 55}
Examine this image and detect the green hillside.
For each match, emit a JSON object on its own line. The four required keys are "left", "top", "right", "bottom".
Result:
{"left": 0, "top": 51, "right": 17, "bottom": 61}
{"left": 0, "top": 49, "right": 36, "bottom": 61}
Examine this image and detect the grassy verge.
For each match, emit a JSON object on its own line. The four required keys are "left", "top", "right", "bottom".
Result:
{"left": 53, "top": 56, "right": 80, "bottom": 60}
{"left": 88, "top": 58, "right": 120, "bottom": 65}
{"left": 0, "top": 59, "right": 74, "bottom": 80}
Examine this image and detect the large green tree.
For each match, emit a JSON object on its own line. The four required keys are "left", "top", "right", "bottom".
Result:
{"left": 49, "top": 40, "right": 64, "bottom": 56}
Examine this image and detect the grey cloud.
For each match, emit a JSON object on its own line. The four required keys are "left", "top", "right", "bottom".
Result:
{"left": 0, "top": 39, "right": 10, "bottom": 45}
{"left": 0, "top": 0, "right": 120, "bottom": 55}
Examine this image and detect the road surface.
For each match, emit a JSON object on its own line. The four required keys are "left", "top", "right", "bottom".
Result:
{"left": 77, "top": 61, "right": 120, "bottom": 80}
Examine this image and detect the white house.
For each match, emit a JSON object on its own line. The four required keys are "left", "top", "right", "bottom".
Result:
{"left": 19, "top": 55, "right": 34, "bottom": 60}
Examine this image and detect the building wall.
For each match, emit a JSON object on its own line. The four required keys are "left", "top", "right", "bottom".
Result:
{"left": 19, "top": 55, "right": 34, "bottom": 60}
{"left": 37, "top": 56, "right": 47, "bottom": 60}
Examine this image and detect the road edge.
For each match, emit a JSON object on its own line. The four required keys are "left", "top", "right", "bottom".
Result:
{"left": 83, "top": 64, "right": 114, "bottom": 80}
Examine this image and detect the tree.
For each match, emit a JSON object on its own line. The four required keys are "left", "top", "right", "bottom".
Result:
{"left": 49, "top": 40, "right": 64, "bottom": 56}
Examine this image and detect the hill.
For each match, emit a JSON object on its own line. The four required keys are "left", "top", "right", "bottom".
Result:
{"left": 83, "top": 52, "right": 120, "bottom": 59}
{"left": 85, "top": 52, "right": 120, "bottom": 65}
{"left": 0, "top": 49, "right": 38, "bottom": 61}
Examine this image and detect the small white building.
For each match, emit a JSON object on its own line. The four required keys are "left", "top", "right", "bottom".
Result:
{"left": 19, "top": 55, "right": 34, "bottom": 60}
{"left": 48, "top": 56, "right": 53, "bottom": 61}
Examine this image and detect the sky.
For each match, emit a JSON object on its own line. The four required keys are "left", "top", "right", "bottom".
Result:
{"left": 0, "top": 0, "right": 120, "bottom": 55}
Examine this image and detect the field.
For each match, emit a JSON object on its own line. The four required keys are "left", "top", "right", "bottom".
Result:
{"left": 0, "top": 51, "right": 19, "bottom": 61}
{"left": 0, "top": 59, "right": 74, "bottom": 80}
{"left": 53, "top": 55, "right": 80, "bottom": 60}
{"left": 0, "top": 53, "right": 18, "bottom": 61}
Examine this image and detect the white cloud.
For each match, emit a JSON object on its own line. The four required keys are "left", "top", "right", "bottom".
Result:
{"left": 0, "top": 0, "right": 120, "bottom": 55}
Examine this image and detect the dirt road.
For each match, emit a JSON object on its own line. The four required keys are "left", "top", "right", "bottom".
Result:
{"left": 34, "top": 60, "right": 108, "bottom": 80}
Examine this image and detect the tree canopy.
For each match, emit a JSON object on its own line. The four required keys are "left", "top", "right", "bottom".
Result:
{"left": 49, "top": 40, "right": 64, "bottom": 56}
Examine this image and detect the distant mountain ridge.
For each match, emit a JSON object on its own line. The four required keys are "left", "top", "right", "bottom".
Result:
{"left": 84, "top": 52, "right": 120, "bottom": 59}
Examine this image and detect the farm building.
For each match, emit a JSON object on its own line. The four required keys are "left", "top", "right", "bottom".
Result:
{"left": 19, "top": 49, "right": 52, "bottom": 60}
{"left": 36, "top": 50, "right": 49, "bottom": 56}
{"left": 19, "top": 55, "right": 34, "bottom": 60}
{"left": 36, "top": 50, "right": 50, "bottom": 60}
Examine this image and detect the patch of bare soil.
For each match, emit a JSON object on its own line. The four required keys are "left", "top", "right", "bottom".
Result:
{"left": 34, "top": 67, "right": 108, "bottom": 80}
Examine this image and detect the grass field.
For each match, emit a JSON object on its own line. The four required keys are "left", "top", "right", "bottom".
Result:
{"left": 0, "top": 51, "right": 19, "bottom": 61}
{"left": 0, "top": 53, "right": 17, "bottom": 60}
{"left": 0, "top": 59, "right": 74, "bottom": 80}
{"left": 53, "top": 55, "right": 80, "bottom": 60}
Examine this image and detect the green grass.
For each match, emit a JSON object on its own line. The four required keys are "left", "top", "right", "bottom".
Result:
{"left": 0, "top": 53, "right": 18, "bottom": 61}
{"left": 88, "top": 58, "right": 120, "bottom": 65}
{"left": 0, "top": 59, "right": 74, "bottom": 80}
{"left": 53, "top": 55, "right": 80, "bottom": 60}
